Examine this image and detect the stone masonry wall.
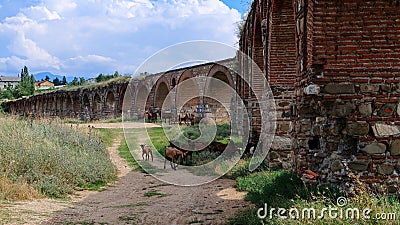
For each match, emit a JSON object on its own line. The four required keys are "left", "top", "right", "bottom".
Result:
{"left": 296, "top": 0, "right": 400, "bottom": 194}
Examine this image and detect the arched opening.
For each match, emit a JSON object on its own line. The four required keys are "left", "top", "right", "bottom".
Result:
{"left": 65, "top": 96, "right": 72, "bottom": 118}
{"left": 251, "top": 18, "right": 265, "bottom": 97}
{"left": 176, "top": 77, "right": 200, "bottom": 116}
{"left": 72, "top": 94, "right": 80, "bottom": 118}
{"left": 56, "top": 96, "right": 63, "bottom": 117}
{"left": 105, "top": 91, "right": 115, "bottom": 118}
{"left": 154, "top": 82, "right": 170, "bottom": 109}
{"left": 120, "top": 84, "right": 131, "bottom": 118}
{"left": 172, "top": 78, "right": 176, "bottom": 87}
{"left": 82, "top": 94, "right": 90, "bottom": 120}
{"left": 135, "top": 85, "right": 150, "bottom": 119}
{"left": 92, "top": 94, "right": 102, "bottom": 119}
{"left": 204, "top": 70, "right": 234, "bottom": 123}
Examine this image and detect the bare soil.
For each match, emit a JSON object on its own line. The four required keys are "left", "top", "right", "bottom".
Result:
{"left": 1, "top": 122, "right": 251, "bottom": 225}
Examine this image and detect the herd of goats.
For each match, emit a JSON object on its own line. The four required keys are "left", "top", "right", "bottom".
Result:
{"left": 145, "top": 109, "right": 199, "bottom": 125}
{"left": 140, "top": 140, "right": 253, "bottom": 170}
{"left": 141, "top": 108, "right": 256, "bottom": 170}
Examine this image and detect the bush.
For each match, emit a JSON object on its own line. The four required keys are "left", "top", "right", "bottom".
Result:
{"left": 0, "top": 116, "right": 117, "bottom": 199}
{"left": 235, "top": 170, "right": 309, "bottom": 208}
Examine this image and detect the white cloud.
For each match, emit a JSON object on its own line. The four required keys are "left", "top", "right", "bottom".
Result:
{"left": 0, "top": 0, "right": 242, "bottom": 77}
{"left": 21, "top": 6, "right": 61, "bottom": 21}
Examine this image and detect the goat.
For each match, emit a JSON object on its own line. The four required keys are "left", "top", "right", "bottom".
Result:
{"left": 164, "top": 147, "right": 187, "bottom": 170}
{"left": 169, "top": 140, "right": 194, "bottom": 165}
{"left": 140, "top": 144, "right": 153, "bottom": 161}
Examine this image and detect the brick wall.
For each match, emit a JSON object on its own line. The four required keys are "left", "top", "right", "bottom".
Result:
{"left": 241, "top": 0, "right": 400, "bottom": 194}
{"left": 296, "top": 0, "right": 400, "bottom": 194}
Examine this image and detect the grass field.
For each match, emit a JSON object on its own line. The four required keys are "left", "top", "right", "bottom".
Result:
{"left": 0, "top": 115, "right": 117, "bottom": 200}
{"left": 227, "top": 165, "right": 400, "bottom": 225}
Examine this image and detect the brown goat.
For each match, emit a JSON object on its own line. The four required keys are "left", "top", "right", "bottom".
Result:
{"left": 140, "top": 144, "right": 153, "bottom": 161}
{"left": 164, "top": 147, "right": 187, "bottom": 170}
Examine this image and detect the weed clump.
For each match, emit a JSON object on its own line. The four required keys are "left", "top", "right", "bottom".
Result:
{"left": 0, "top": 116, "right": 117, "bottom": 199}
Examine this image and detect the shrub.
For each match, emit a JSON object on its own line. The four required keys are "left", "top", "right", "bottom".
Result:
{"left": 0, "top": 116, "right": 117, "bottom": 199}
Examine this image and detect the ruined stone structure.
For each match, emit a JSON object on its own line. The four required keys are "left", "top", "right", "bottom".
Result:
{"left": 240, "top": 0, "right": 400, "bottom": 193}
{"left": 3, "top": 0, "right": 400, "bottom": 194}
{"left": 2, "top": 59, "right": 237, "bottom": 123}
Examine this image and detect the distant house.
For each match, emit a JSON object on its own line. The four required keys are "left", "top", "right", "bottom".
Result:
{"left": 87, "top": 78, "right": 96, "bottom": 85}
{"left": 0, "top": 76, "right": 21, "bottom": 90}
{"left": 35, "top": 80, "right": 54, "bottom": 90}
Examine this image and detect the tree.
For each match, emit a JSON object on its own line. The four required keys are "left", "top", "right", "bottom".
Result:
{"left": 79, "top": 77, "right": 86, "bottom": 85}
{"left": 70, "top": 77, "right": 79, "bottom": 86}
{"left": 62, "top": 76, "right": 67, "bottom": 85}
{"left": 0, "top": 66, "right": 34, "bottom": 99}
{"left": 113, "top": 71, "right": 120, "bottom": 77}
{"left": 16, "top": 66, "right": 35, "bottom": 97}
{"left": 45, "top": 75, "right": 50, "bottom": 81}
{"left": 53, "top": 77, "right": 60, "bottom": 86}
{"left": 96, "top": 73, "right": 105, "bottom": 82}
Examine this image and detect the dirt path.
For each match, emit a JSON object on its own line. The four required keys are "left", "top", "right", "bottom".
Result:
{"left": 2, "top": 123, "right": 251, "bottom": 225}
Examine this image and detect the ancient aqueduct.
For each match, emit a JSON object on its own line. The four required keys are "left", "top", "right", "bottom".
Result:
{"left": 3, "top": 0, "right": 400, "bottom": 194}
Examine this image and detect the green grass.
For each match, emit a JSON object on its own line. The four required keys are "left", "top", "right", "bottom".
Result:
{"left": 96, "top": 128, "right": 121, "bottom": 147}
{"left": 118, "top": 215, "right": 137, "bottom": 223}
{"left": 146, "top": 127, "right": 170, "bottom": 155}
{"left": 118, "top": 137, "right": 141, "bottom": 171}
{"left": 0, "top": 115, "right": 117, "bottom": 199}
{"left": 63, "top": 119, "right": 87, "bottom": 124}
{"left": 147, "top": 183, "right": 172, "bottom": 189}
{"left": 102, "top": 117, "right": 123, "bottom": 123}
{"left": 228, "top": 167, "right": 400, "bottom": 225}
{"left": 193, "top": 209, "right": 224, "bottom": 215}
{"left": 107, "top": 202, "right": 149, "bottom": 208}
{"left": 118, "top": 129, "right": 164, "bottom": 174}
{"left": 189, "top": 219, "right": 204, "bottom": 224}
{"left": 143, "top": 190, "right": 170, "bottom": 198}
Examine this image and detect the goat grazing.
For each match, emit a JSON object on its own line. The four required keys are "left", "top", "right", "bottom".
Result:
{"left": 164, "top": 147, "right": 187, "bottom": 170}
{"left": 140, "top": 144, "right": 153, "bottom": 161}
{"left": 169, "top": 140, "right": 194, "bottom": 165}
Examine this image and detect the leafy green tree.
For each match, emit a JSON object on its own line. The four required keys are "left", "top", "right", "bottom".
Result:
{"left": 113, "top": 71, "right": 120, "bottom": 77}
{"left": 0, "top": 66, "right": 34, "bottom": 99}
{"left": 16, "top": 66, "right": 35, "bottom": 97}
{"left": 62, "top": 76, "right": 67, "bottom": 85}
{"left": 70, "top": 77, "right": 79, "bottom": 86}
{"left": 45, "top": 75, "right": 50, "bottom": 81}
{"left": 53, "top": 77, "right": 60, "bottom": 86}
{"left": 96, "top": 73, "right": 105, "bottom": 82}
{"left": 79, "top": 77, "right": 86, "bottom": 85}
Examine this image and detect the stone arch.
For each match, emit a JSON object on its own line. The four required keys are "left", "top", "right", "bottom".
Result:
{"left": 56, "top": 95, "right": 63, "bottom": 117}
{"left": 105, "top": 91, "right": 116, "bottom": 118}
{"left": 204, "top": 64, "right": 235, "bottom": 123}
{"left": 135, "top": 83, "right": 150, "bottom": 119}
{"left": 92, "top": 93, "right": 102, "bottom": 119}
{"left": 65, "top": 95, "right": 72, "bottom": 117}
{"left": 82, "top": 93, "right": 91, "bottom": 120}
{"left": 119, "top": 83, "right": 129, "bottom": 116}
{"left": 176, "top": 70, "right": 200, "bottom": 113}
{"left": 171, "top": 78, "right": 176, "bottom": 87}
{"left": 154, "top": 76, "right": 171, "bottom": 109}
{"left": 72, "top": 93, "right": 80, "bottom": 118}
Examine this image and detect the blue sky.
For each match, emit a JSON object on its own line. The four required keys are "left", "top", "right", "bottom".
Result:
{"left": 0, "top": 0, "right": 250, "bottom": 78}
